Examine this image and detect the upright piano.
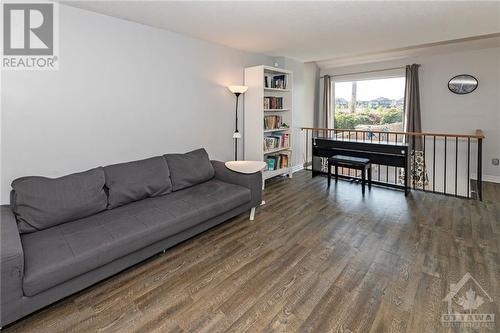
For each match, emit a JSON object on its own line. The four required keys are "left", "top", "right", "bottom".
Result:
{"left": 312, "top": 137, "right": 410, "bottom": 194}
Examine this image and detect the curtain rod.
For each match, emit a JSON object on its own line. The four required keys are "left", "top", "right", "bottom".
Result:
{"left": 320, "top": 65, "right": 418, "bottom": 79}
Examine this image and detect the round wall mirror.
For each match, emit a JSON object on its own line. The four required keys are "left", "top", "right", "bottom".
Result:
{"left": 448, "top": 74, "right": 478, "bottom": 95}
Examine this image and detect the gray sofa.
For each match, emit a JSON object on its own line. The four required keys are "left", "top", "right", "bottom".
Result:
{"left": 0, "top": 148, "right": 262, "bottom": 327}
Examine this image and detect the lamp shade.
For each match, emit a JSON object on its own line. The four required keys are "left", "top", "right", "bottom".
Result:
{"left": 228, "top": 85, "right": 248, "bottom": 94}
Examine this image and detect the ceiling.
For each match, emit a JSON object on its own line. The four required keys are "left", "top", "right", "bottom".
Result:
{"left": 64, "top": 1, "right": 500, "bottom": 63}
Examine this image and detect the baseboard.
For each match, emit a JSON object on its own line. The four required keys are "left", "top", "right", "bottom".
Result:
{"left": 291, "top": 164, "right": 304, "bottom": 173}
{"left": 482, "top": 175, "right": 500, "bottom": 183}
{"left": 471, "top": 173, "right": 500, "bottom": 184}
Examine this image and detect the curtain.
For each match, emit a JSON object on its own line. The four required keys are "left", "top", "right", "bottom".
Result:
{"left": 402, "top": 64, "right": 428, "bottom": 188}
{"left": 318, "top": 75, "right": 332, "bottom": 172}
{"left": 404, "top": 64, "right": 422, "bottom": 150}
{"left": 322, "top": 75, "right": 331, "bottom": 129}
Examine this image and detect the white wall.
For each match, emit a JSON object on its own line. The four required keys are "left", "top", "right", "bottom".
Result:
{"left": 301, "top": 62, "right": 319, "bottom": 166}
{"left": 304, "top": 63, "right": 319, "bottom": 130}
{"left": 0, "top": 5, "right": 274, "bottom": 203}
{"left": 321, "top": 44, "right": 500, "bottom": 183}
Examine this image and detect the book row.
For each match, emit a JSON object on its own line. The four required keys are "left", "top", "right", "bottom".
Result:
{"left": 266, "top": 153, "right": 290, "bottom": 171}
{"left": 264, "top": 115, "right": 285, "bottom": 130}
{"left": 264, "top": 74, "right": 287, "bottom": 89}
{"left": 263, "top": 97, "right": 284, "bottom": 110}
{"left": 264, "top": 133, "right": 290, "bottom": 151}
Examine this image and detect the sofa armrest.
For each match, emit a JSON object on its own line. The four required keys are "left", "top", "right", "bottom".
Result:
{"left": 211, "top": 161, "right": 262, "bottom": 207}
{"left": 1, "top": 205, "right": 24, "bottom": 326}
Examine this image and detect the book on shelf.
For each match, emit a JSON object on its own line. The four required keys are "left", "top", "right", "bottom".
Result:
{"left": 267, "top": 157, "right": 276, "bottom": 170}
{"left": 264, "top": 115, "right": 283, "bottom": 130}
{"left": 263, "top": 97, "right": 283, "bottom": 109}
{"left": 264, "top": 76, "right": 271, "bottom": 88}
{"left": 263, "top": 133, "right": 290, "bottom": 151}
{"left": 266, "top": 152, "right": 290, "bottom": 171}
{"left": 263, "top": 74, "right": 287, "bottom": 89}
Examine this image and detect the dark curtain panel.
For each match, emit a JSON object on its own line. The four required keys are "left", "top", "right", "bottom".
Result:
{"left": 403, "top": 64, "right": 428, "bottom": 188}
{"left": 404, "top": 64, "right": 422, "bottom": 150}
{"left": 322, "top": 75, "right": 331, "bottom": 129}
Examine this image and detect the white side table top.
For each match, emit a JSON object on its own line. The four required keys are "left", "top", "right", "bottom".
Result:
{"left": 225, "top": 160, "right": 267, "bottom": 174}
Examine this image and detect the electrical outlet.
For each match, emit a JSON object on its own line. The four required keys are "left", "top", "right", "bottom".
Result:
{"left": 492, "top": 158, "right": 500, "bottom": 166}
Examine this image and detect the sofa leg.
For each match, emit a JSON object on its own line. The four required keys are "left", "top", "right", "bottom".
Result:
{"left": 250, "top": 207, "right": 256, "bottom": 221}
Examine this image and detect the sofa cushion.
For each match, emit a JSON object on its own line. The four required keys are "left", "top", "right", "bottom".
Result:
{"left": 104, "top": 156, "right": 172, "bottom": 209}
{"left": 164, "top": 148, "right": 215, "bottom": 191}
{"left": 11, "top": 168, "right": 107, "bottom": 234}
{"left": 21, "top": 179, "right": 251, "bottom": 296}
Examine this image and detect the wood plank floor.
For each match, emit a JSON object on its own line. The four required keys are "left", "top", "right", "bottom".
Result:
{"left": 4, "top": 171, "right": 500, "bottom": 333}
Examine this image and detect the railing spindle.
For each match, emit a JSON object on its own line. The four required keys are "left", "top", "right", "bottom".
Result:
{"left": 477, "top": 136, "right": 483, "bottom": 201}
{"left": 412, "top": 135, "right": 416, "bottom": 189}
{"left": 423, "top": 135, "right": 426, "bottom": 192}
{"left": 433, "top": 136, "right": 436, "bottom": 193}
{"left": 394, "top": 165, "right": 397, "bottom": 185}
{"left": 305, "top": 130, "right": 309, "bottom": 170}
{"left": 386, "top": 134, "right": 390, "bottom": 182}
{"left": 378, "top": 134, "right": 381, "bottom": 181}
{"left": 444, "top": 136, "right": 447, "bottom": 195}
{"left": 467, "top": 137, "right": 470, "bottom": 199}
{"left": 455, "top": 137, "right": 458, "bottom": 197}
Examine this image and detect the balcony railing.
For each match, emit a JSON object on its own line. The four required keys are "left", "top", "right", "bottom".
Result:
{"left": 299, "top": 127, "right": 485, "bottom": 200}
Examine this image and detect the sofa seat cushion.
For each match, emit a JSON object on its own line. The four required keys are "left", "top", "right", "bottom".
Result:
{"left": 21, "top": 180, "right": 251, "bottom": 296}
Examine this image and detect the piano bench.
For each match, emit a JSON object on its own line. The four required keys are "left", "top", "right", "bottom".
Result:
{"left": 327, "top": 155, "right": 372, "bottom": 194}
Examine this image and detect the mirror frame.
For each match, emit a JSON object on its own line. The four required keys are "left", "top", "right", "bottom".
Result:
{"left": 448, "top": 74, "right": 478, "bottom": 95}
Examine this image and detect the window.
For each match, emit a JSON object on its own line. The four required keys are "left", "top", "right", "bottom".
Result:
{"left": 333, "top": 77, "right": 405, "bottom": 133}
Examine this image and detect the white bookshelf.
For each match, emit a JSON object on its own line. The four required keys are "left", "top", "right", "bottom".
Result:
{"left": 244, "top": 65, "right": 293, "bottom": 183}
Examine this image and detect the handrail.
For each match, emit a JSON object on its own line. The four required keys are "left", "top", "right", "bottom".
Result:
{"left": 300, "top": 127, "right": 485, "bottom": 139}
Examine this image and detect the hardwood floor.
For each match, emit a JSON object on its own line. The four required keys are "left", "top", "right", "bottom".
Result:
{"left": 4, "top": 171, "right": 500, "bottom": 333}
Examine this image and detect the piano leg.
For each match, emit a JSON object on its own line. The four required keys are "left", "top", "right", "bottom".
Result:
{"left": 368, "top": 165, "right": 372, "bottom": 190}
{"left": 362, "top": 169, "right": 366, "bottom": 195}
{"left": 404, "top": 166, "right": 409, "bottom": 196}
{"left": 327, "top": 160, "right": 332, "bottom": 187}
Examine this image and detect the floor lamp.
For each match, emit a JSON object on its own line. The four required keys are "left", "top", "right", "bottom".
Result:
{"left": 227, "top": 85, "right": 248, "bottom": 160}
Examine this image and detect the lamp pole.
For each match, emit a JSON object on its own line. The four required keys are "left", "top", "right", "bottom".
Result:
{"left": 227, "top": 85, "right": 247, "bottom": 161}
{"left": 234, "top": 92, "right": 241, "bottom": 161}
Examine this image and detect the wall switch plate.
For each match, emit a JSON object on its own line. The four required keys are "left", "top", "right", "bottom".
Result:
{"left": 492, "top": 158, "right": 499, "bottom": 166}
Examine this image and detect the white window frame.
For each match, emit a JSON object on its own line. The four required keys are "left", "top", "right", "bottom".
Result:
{"left": 330, "top": 69, "right": 406, "bottom": 129}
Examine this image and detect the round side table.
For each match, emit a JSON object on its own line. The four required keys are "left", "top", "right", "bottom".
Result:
{"left": 225, "top": 160, "right": 267, "bottom": 174}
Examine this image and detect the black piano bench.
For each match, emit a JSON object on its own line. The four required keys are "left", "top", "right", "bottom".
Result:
{"left": 327, "top": 155, "right": 372, "bottom": 194}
